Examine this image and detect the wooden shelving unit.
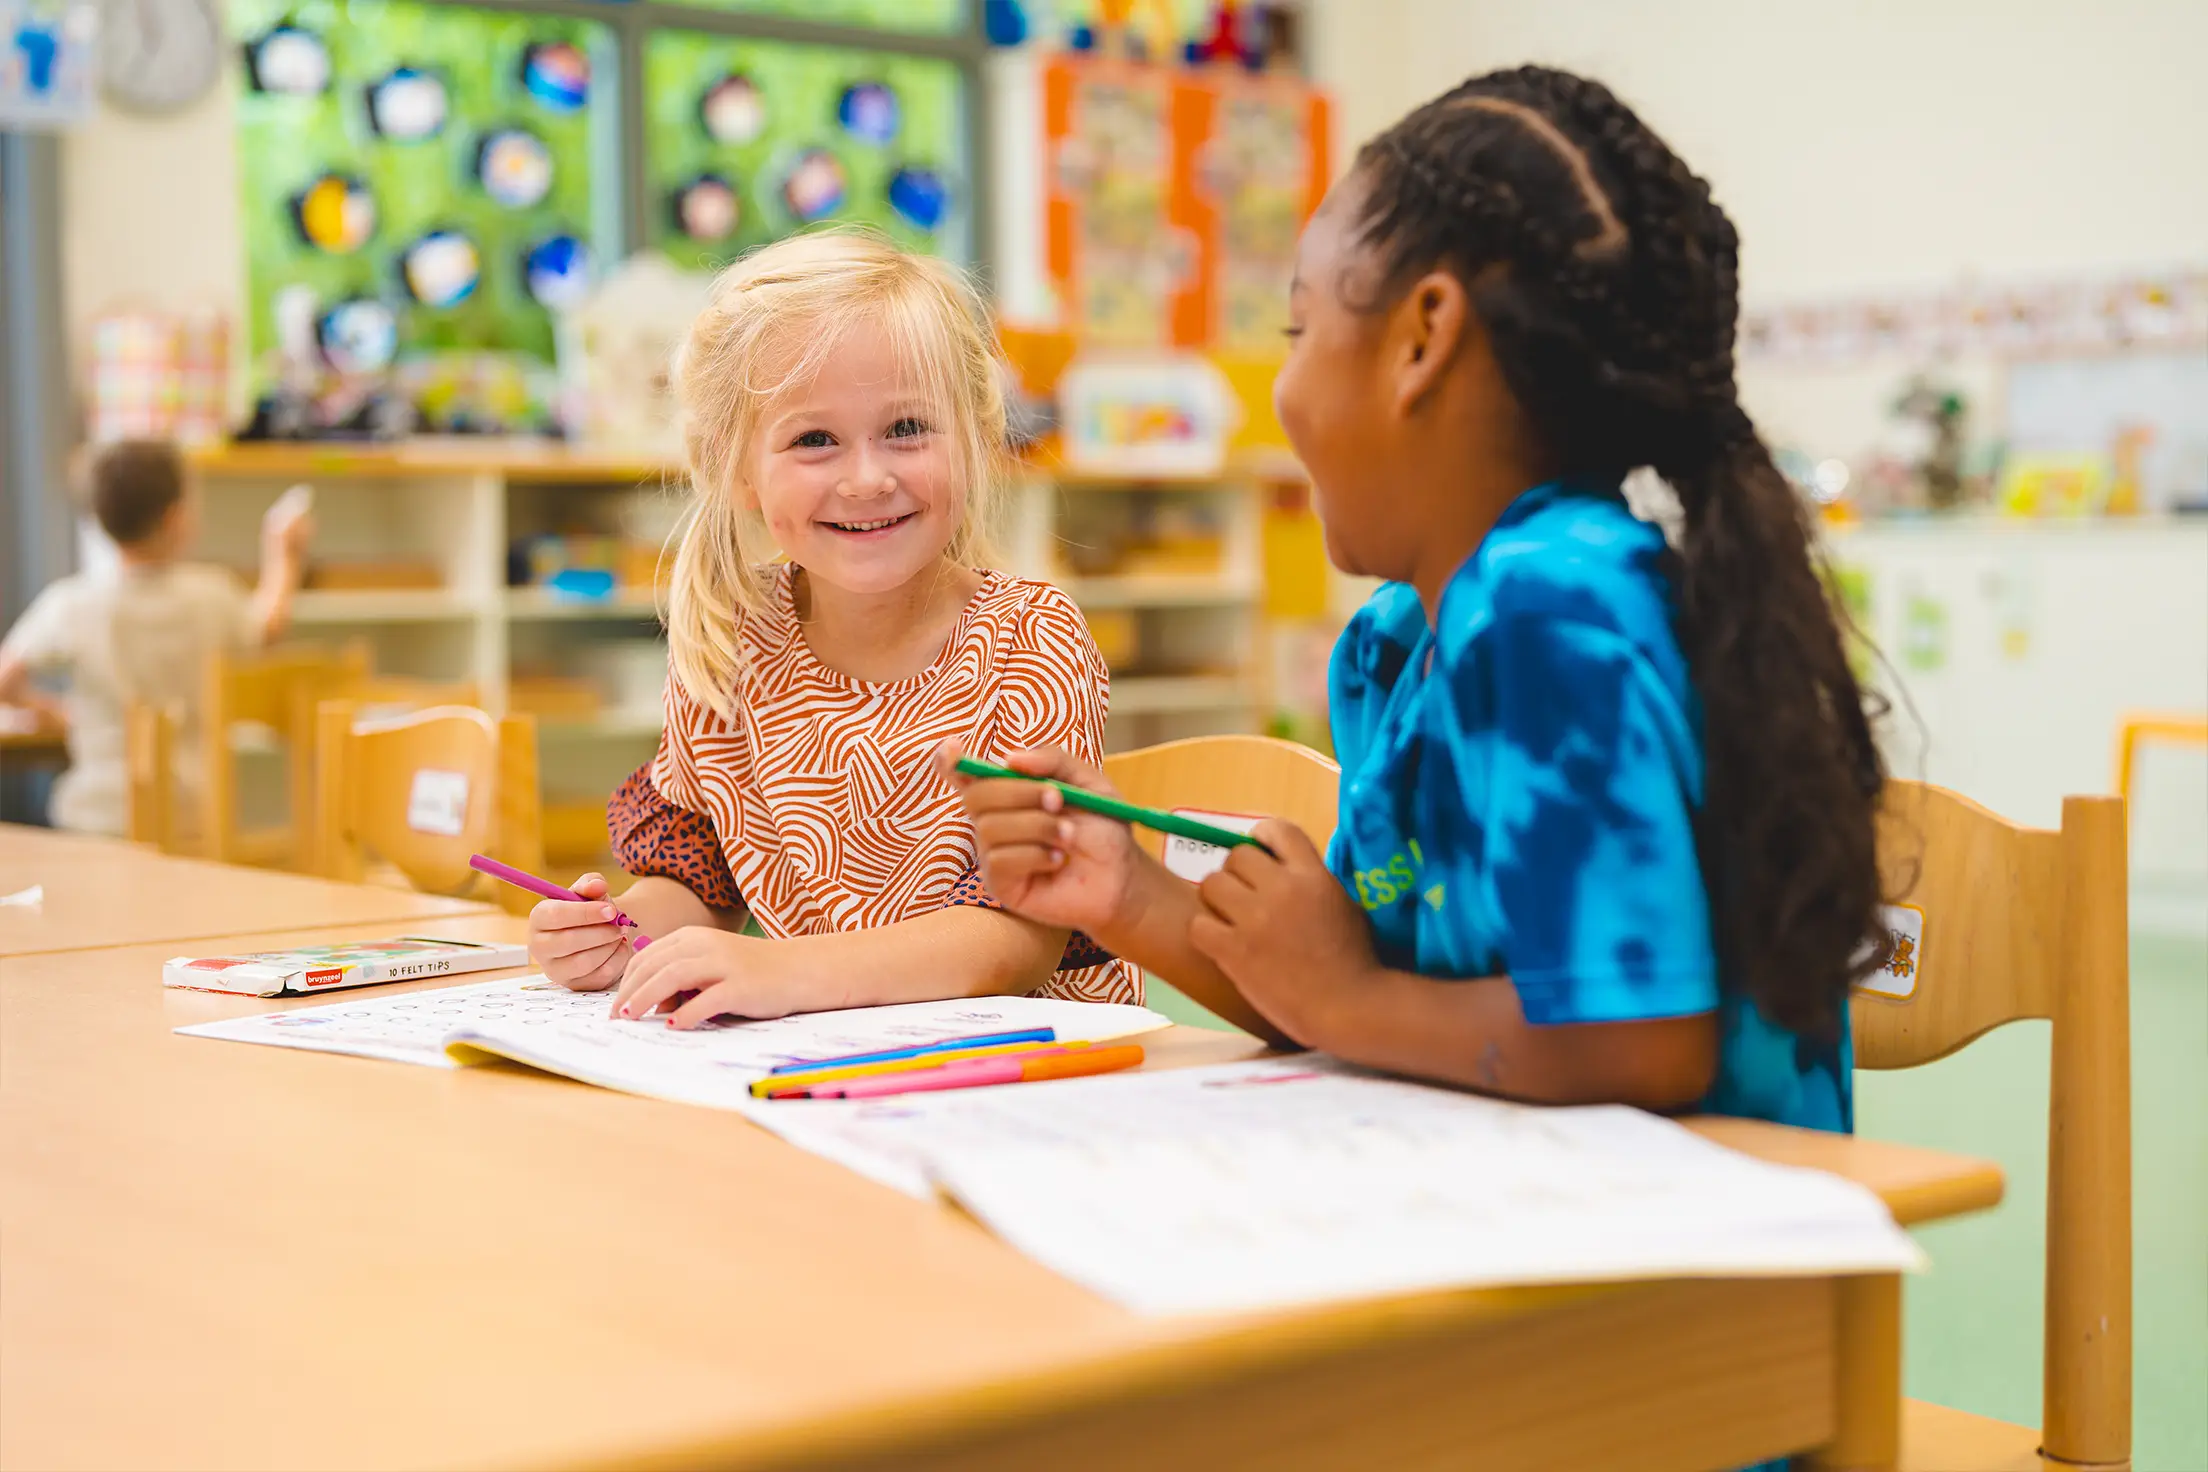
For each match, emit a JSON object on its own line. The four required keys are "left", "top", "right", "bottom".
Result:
{"left": 189, "top": 440, "right": 1278, "bottom": 859}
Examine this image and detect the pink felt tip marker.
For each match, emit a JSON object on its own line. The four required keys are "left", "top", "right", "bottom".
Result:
{"left": 468, "top": 854, "right": 651, "bottom": 948}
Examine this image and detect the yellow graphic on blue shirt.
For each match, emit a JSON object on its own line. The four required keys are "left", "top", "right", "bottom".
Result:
{"left": 1321, "top": 479, "right": 1852, "bottom": 1137}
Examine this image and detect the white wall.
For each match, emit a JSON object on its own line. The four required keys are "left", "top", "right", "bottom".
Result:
{"left": 1305, "top": 0, "right": 2208, "bottom": 303}
{"left": 59, "top": 77, "right": 242, "bottom": 373}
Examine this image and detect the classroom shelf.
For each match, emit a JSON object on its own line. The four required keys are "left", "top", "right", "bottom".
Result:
{"left": 1110, "top": 675, "right": 1258, "bottom": 715}
{"left": 195, "top": 443, "right": 1276, "bottom": 783}
{"left": 503, "top": 590, "right": 664, "bottom": 621}
{"left": 1065, "top": 576, "right": 1259, "bottom": 609}
{"left": 291, "top": 590, "right": 483, "bottom": 623}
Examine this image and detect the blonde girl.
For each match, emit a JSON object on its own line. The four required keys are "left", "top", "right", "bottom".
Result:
{"left": 527, "top": 230, "right": 1136, "bottom": 1022}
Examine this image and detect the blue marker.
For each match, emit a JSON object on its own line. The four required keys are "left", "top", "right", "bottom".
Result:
{"left": 766, "top": 1027, "right": 1056, "bottom": 1076}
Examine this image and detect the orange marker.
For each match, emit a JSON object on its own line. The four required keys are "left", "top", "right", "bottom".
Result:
{"left": 769, "top": 1044, "right": 1144, "bottom": 1100}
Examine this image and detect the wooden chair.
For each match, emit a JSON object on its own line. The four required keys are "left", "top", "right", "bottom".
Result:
{"left": 123, "top": 702, "right": 178, "bottom": 853}
{"left": 285, "top": 658, "right": 481, "bottom": 868}
{"left": 199, "top": 644, "right": 367, "bottom": 867}
{"left": 312, "top": 701, "right": 545, "bottom": 915}
{"left": 1858, "top": 782, "right": 2131, "bottom": 1472}
{"left": 1103, "top": 733, "right": 1341, "bottom": 852}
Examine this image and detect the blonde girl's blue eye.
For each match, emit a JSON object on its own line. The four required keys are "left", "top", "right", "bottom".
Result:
{"left": 887, "top": 416, "right": 931, "bottom": 439}
{"left": 790, "top": 429, "right": 835, "bottom": 449}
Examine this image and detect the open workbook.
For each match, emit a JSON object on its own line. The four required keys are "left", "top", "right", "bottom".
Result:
{"left": 179, "top": 978, "right": 1922, "bottom": 1316}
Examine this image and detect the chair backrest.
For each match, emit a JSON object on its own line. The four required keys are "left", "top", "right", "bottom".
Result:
{"left": 312, "top": 700, "right": 544, "bottom": 910}
{"left": 124, "top": 701, "right": 177, "bottom": 853}
{"left": 200, "top": 643, "right": 363, "bottom": 866}
{"left": 1855, "top": 780, "right": 2130, "bottom": 1469}
{"left": 285, "top": 660, "right": 481, "bottom": 867}
{"left": 1103, "top": 734, "right": 1341, "bottom": 855}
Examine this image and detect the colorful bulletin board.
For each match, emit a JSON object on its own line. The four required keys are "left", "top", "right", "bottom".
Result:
{"left": 643, "top": 30, "right": 968, "bottom": 273}
{"left": 667, "top": 0, "right": 967, "bottom": 32}
{"left": 232, "top": 0, "right": 613, "bottom": 397}
{"left": 1042, "top": 56, "right": 1328, "bottom": 352}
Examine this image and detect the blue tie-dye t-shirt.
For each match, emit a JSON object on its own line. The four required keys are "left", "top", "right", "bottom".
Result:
{"left": 1324, "top": 477, "right": 1851, "bottom": 1133}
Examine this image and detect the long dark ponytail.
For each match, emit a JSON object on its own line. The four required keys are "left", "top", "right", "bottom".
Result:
{"left": 1352, "top": 65, "right": 1885, "bottom": 1040}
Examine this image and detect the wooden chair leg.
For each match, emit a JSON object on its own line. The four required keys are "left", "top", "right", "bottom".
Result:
{"left": 2044, "top": 797, "right": 2131, "bottom": 1470}
{"left": 1804, "top": 1273, "right": 1902, "bottom": 1471}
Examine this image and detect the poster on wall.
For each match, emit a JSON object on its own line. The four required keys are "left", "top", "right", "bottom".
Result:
{"left": 0, "top": 0, "right": 95, "bottom": 128}
{"left": 643, "top": 31, "right": 968, "bottom": 272}
{"left": 1172, "top": 70, "right": 1329, "bottom": 354}
{"left": 1043, "top": 57, "right": 1182, "bottom": 347}
{"left": 1043, "top": 56, "right": 1329, "bottom": 353}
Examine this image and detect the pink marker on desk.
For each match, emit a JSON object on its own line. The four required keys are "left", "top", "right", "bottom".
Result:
{"left": 467, "top": 855, "right": 651, "bottom": 948}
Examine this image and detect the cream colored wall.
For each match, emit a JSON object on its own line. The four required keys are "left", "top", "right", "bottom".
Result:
{"left": 1305, "top": 0, "right": 2208, "bottom": 301}
{"left": 59, "top": 75, "right": 243, "bottom": 372}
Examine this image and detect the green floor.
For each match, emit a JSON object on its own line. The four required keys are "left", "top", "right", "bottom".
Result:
{"left": 1148, "top": 929, "right": 2208, "bottom": 1470}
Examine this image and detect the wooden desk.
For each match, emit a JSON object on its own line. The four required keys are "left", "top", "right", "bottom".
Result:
{"left": 0, "top": 825, "right": 491, "bottom": 958}
{"left": 0, "top": 916, "right": 2004, "bottom": 1472}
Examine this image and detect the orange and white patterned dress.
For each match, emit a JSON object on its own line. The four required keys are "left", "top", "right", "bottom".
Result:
{"left": 610, "top": 566, "right": 1140, "bottom": 1003}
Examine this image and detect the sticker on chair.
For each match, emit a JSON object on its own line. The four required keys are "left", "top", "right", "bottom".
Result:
{"left": 406, "top": 769, "right": 471, "bottom": 837}
{"left": 1855, "top": 904, "right": 1925, "bottom": 1000}
{"left": 1162, "top": 810, "right": 1265, "bottom": 883}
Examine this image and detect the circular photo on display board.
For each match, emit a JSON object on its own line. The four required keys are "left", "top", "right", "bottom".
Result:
{"left": 400, "top": 230, "right": 482, "bottom": 308}
{"left": 244, "top": 23, "right": 329, "bottom": 96}
{"left": 887, "top": 166, "right": 949, "bottom": 232}
{"left": 365, "top": 66, "right": 447, "bottom": 141}
{"left": 290, "top": 173, "right": 376, "bottom": 254}
{"left": 475, "top": 128, "right": 554, "bottom": 210}
{"left": 699, "top": 73, "right": 765, "bottom": 145}
{"left": 837, "top": 82, "right": 899, "bottom": 145}
{"left": 316, "top": 297, "right": 399, "bottom": 375}
{"left": 670, "top": 173, "right": 740, "bottom": 242}
{"left": 520, "top": 41, "right": 589, "bottom": 113}
{"left": 522, "top": 234, "right": 592, "bottom": 309}
{"left": 781, "top": 150, "right": 848, "bottom": 224}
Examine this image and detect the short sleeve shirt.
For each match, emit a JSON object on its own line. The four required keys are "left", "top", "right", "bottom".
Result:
{"left": 1323, "top": 480, "right": 1851, "bottom": 1133}
{"left": 644, "top": 565, "right": 1140, "bottom": 1004}
{"left": 0, "top": 564, "right": 257, "bottom": 834}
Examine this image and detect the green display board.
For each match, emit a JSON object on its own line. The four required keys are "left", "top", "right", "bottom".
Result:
{"left": 644, "top": 29, "right": 967, "bottom": 273}
{"left": 666, "top": 0, "right": 967, "bottom": 32}
{"left": 232, "top": 0, "right": 614, "bottom": 382}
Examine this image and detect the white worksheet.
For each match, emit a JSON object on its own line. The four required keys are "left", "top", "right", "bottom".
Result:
{"left": 176, "top": 975, "right": 608, "bottom": 1068}
{"left": 765, "top": 1056, "right": 1926, "bottom": 1316}
{"left": 177, "top": 977, "right": 1170, "bottom": 1168}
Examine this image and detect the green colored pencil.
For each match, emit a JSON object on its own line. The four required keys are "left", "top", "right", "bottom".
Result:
{"left": 953, "top": 757, "right": 1270, "bottom": 853}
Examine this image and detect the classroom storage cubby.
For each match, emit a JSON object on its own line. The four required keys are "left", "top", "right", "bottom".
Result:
{"left": 190, "top": 442, "right": 1274, "bottom": 866}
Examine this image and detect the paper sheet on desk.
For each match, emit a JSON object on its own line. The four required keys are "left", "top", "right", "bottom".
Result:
{"left": 766, "top": 1056, "right": 1926, "bottom": 1315}
{"left": 177, "top": 976, "right": 1170, "bottom": 1190}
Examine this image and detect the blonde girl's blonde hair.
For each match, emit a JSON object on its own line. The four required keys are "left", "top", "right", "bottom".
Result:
{"left": 666, "top": 228, "right": 1011, "bottom": 717}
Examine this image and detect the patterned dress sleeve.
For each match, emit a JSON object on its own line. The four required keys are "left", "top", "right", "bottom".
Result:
{"left": 608, "top": 676, "right": 746, "bottom": 910}
{"left": 945, "top": 582, "right": 1126, "bottom": 984}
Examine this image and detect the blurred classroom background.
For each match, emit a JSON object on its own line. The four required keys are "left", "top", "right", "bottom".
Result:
{"left": 1, "top": 1, "right": 2201, "bottom": 1463}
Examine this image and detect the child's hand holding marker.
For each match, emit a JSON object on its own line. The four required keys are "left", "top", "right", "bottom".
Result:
{"left": 519, "top": 870, "right": 645, "bottom": 993}
{"left": 936, "top": 741, "right": 1152, "bottom": 937}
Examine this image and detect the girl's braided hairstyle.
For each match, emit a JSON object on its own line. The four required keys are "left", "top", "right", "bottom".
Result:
{"left": 1353, "top": 65, "right": 1886, "bottom": 1040}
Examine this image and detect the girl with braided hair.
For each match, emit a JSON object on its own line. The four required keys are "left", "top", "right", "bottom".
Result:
{"left": 949, "top": 66, "right": 1887, "bottom": 1132}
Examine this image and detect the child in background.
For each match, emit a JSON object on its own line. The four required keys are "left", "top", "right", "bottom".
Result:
{"left": 527, "top": 231, "right": 1137, "bottom": 1023}
{"left": 952, "top": 66, "right": 1888, "bottom": 1135}
{"left": 0, "top": 439, "right": 312, "bottom": 836}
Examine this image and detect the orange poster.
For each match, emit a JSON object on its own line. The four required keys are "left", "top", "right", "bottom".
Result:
{"left": 1045, "top": 57, "right": 1330, "bottom": 353}
{"left": 1171, "top": 70, "right": 1331, "bottom": 354}
{"left": 1043, "top": 57, "right": 1184, "bottom": 347}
